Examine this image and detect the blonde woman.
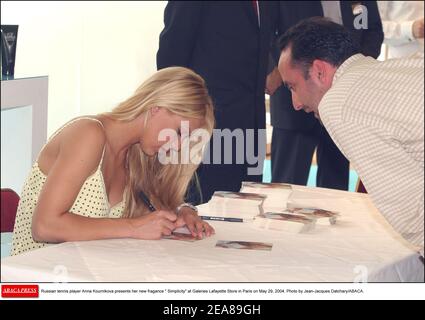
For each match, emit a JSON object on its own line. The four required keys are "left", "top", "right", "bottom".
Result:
{"left": 11, "top": 67, "right": 215, "bottom": 256}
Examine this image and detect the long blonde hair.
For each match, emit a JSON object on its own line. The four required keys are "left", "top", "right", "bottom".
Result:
{"left": 102, "top": 67, "right": 214, "bottom": 218}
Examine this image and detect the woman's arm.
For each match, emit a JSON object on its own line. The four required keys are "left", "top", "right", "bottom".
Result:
{"left": 32, "top": 121, "right": 176, "bottom": 242}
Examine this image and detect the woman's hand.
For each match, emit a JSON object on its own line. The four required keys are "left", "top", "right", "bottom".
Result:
{"left": 128, "top": 210, "right": 177, "bottom": 240}
{"left": 175, "top": 207, "right": 215, "bottom": 239}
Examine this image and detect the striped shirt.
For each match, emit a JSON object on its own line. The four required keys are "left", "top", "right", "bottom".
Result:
{"left": 319, "top": 54, "right": 424, "bottom": 255}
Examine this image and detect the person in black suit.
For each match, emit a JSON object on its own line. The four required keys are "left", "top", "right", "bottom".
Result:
{"left": 266, "top": 1, "right": 383, "bottom": 190}
{"left": 157, "top": 1, "right": 278, "bottom": 204}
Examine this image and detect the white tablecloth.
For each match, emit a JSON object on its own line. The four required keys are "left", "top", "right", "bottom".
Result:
{"left": 1, "top": 185, "right": 423, "bottom": 282}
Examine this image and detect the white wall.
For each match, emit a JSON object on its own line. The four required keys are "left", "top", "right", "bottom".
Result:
{"left": 1, "top": 106, "right": 32, "bottom": 193}
{"left": 1, "top": 1, "right": 167, "bottom": 136}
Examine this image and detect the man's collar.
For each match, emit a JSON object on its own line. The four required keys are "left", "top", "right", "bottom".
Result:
{"left": 333, "top": 54, "right": 365, "bottom": 83}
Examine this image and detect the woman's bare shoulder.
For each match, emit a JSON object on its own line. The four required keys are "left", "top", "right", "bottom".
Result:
{"left": 38, "top": 118, "right": 107, "bottom": 175}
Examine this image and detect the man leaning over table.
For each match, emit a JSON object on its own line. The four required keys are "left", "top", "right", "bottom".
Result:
{"left": 277, "top": 17, "right": 424, "bottom": 257}
{"left": 266, "top": 1, "right": 383, "bottom": 191}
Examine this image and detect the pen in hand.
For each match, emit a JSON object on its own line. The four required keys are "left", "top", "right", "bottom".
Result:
{"left": 139, "top": 191, "right": 186, "bottom": 237}
{"left": 138, "top": 191, "right": 157, "bottom": 212}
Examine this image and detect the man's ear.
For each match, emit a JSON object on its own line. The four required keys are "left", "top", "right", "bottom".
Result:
{"left": 311, "top": 60, "right": 326, "bottom": 82}
{"left": 312, "top": 59, "right": 335, "bottom": 87}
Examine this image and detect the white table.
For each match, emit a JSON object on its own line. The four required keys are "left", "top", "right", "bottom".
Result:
{"left": 1, "top": 185, "right": 423, "bottom": 282}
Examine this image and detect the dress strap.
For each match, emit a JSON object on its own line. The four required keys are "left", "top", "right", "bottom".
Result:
{"left": 51, "top": 116, "right": 105, "bottom": 141}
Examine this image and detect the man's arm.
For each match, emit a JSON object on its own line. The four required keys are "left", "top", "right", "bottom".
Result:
{"left": 156, "top": 1, "right": 204, "bottom": 70}
{"left": 266, "top": 1, "right": 286, "bottom": 95}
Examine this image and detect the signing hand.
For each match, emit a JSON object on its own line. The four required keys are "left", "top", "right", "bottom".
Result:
{"left": 128, "top": 210, "right": 177, "bottom": 240}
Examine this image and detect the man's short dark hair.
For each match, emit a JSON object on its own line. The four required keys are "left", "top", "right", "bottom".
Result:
{"left": 278, "top": 17, "right": 360, "bottom": 78}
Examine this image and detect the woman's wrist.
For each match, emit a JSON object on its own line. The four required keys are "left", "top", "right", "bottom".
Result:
{"left": 176, "top": 203, "right": 198, "bottom": 215}
{"left": 176, "top": 204, "right": 198, "bottom": 218}
{"left": 122, "top": 217, "right": 140, "bottom": 238}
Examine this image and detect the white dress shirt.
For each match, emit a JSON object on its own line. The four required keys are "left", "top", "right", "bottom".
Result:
{"left": 378, "top": 1, "right": 424, "bottom": 58}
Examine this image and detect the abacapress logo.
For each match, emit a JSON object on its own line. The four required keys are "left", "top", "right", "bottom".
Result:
{"left": 1, "top": 285, "right": 39, "bottom": 298}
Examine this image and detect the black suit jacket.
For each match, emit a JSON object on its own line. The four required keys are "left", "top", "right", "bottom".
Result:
{"left": 157, "top": 1, "right": 279, "bottom": 131}
{"left": 270, "top": 1, "right": 384, "bottom": 131}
